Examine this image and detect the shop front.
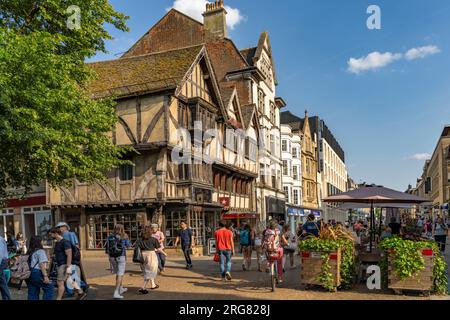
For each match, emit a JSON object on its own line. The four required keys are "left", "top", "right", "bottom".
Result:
{"left": 266, "top": 196, "right": 286, "bottom": 223}
{"left": 86, "top": 209, "right": 147, "bottom": 249}
{"left": 162, "top": 203, "right": 222, "bottom": 254}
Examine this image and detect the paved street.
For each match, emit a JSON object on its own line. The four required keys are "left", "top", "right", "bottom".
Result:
{"left": 9, "top": 253, "right": 450, "bottom": 300}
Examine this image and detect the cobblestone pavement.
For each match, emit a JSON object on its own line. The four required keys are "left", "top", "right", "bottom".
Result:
{"left": 9, "top": 253, "right": 450, "bottom": 300}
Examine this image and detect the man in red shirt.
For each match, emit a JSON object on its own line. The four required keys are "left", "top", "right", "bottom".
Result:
{"left": 215, "top": 220, "right": 235, "bottom": 281}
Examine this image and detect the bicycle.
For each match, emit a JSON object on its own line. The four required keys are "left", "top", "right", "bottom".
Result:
{"left": 266, "top": 251, "right": 279, "bottom": 292}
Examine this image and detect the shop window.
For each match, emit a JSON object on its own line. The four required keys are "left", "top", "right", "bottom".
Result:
{"left": 88, "top": 212, "right": 145, "bottom": 249}
{"left": 190, "top": 210, "right": 205, "bottom": 246}
{"left": 164, "top": 211, "right": 186, "bottom": 247}
{"left": 22, "top": 206, "right": 52, "bottom": 247}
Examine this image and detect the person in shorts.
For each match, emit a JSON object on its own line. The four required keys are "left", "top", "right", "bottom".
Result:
{"left": 48, "top": 228, "right": 86, "bottom": 300}
{"left": 105, "top": 224, "right": 131, "bottom": 299}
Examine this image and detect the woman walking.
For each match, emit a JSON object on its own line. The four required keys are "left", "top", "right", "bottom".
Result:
{"left": 137, "top": 226, "right": 161, "bottom": 294}
{"left": 281, "top": 225, "right": 296, "bottom": 271}
{"left": 105, "top": 224, "right": 132, "bottom": 299}
{"left": 433, "top": 217, "right": 448, "bottom": 252}
{"left": 239, "top": 223, "right": 252, "bottom": 271}
{"left": 253, "top": 222, "right": 265, "bottom": 272}
{"left": 151, "top": 224, "right": 166, "bottom": 273}
{"left": 27, "top": 235, "right": 54, "bottom": 300}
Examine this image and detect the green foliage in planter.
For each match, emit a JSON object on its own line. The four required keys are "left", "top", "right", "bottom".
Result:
{"left": 299, "top": 237, "right": 355, "bottom": 290}
{"left": 379, "top": 236, "right": 448, "bottom": 295}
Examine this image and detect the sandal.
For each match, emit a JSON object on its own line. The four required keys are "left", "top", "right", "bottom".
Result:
{"left": 138, "top": 289, "right": 149, "bottom": 294}
{"left": 150, "top": 285, "right": 159, "bottom": 290}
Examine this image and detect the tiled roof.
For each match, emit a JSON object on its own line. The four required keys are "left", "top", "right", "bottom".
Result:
{"left": 240, "top": 47, "right": 257, "bottom": 66}
{"left": 87, "top": 45, "right": 203, "bottom": 98}
{"left": 241, "top": 104, "right": 256, "bottom": 129}
{"left": 220, "top": 85, "right": 235, "bottom": 109}
{"left": 280, "top": 111, "right": 304, "bottom": 130}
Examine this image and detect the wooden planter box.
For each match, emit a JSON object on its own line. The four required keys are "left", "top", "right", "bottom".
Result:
{"left": 388, "top": 248, "right": 434, "bottom": 294}
{"left": 300, "top": 249, "right": 341, "bottom": 290}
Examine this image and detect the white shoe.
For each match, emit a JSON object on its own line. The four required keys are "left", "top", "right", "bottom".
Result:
{"left": 119, "top": 287, "right": 128, "bottom": 295}
{"left": 113, "top": 291, "right": 124, "bottom": 299}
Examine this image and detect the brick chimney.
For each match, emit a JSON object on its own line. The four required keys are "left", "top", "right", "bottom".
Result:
{"left": 203, "top": 0, "right": 227, "bottom": 41}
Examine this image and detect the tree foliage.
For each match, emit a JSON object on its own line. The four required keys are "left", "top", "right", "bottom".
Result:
{"left": 0, "top": 1, "right": 130, "bottom": 200}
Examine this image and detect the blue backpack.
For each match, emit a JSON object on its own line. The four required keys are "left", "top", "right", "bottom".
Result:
{"left": 240, "top": 230, "right": 250, "bottom": 246}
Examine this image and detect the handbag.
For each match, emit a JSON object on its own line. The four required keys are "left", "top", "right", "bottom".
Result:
{"left": 132, "top": 240, "right": 144, "bottom": 264}
{"left": 213, "top": 253, "right": 220, "bottom": 263}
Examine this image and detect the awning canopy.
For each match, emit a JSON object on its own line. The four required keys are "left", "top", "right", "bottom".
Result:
{"left": 323, "top": 185, "right": 428, "bottom": 204}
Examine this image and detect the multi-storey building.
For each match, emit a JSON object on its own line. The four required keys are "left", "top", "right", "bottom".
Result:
{"left": 310, "top": 117, "right": 348, "bottom": 222}
{"left": 48, "top": 2, "right": 265, "bottom": 253}
{"left": 413, "top": 125, "right": 450, "bottom": 218}
{"left": 281, "top": 124, "right": 302, "bottom": 231}
{"left": 281, "top": 111, "right": 321, "bottom": 219}
{"left": 240, "top": 40, "right": 286, "bottom": 223}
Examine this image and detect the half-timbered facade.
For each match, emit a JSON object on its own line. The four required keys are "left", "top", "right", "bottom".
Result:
{"left": 48, "top": 40, "right": 259, "bottom": 251}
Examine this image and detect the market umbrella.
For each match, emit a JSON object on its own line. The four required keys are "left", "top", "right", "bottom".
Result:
{"left": 323, "top": 185, "right": 428, "bottom": 252}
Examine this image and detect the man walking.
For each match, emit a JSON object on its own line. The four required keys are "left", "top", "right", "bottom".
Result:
{"left": 48, "top": 228, "right": 86, "bottom": 300}
{"left": 175, "top": 221, "right": 194, "bottom": 269}
{"left": 0, "top": 235, "right": 11, "bottom": 300}
{"left": 215, "top": 220, "right": 234, "bottom": 281}
{"left": 56, "top": 222, "right": 79, "bottom": 248}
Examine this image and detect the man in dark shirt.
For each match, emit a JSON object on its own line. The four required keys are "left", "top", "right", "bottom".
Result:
{"left": 302, "top": 214, "right": 320, "bottom": 237}
{"left": 49, "top": 228, "right": 86, "bottom": 300}
{"left": 174, "top": 221, "right": 194, "bottom": 269}
{"left": 388, "top": 217, "right": 401, "bottom": 235}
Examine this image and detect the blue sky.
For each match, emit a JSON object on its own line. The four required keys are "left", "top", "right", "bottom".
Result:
{"left": 92, "top": 0, "right": 450, "bottom": 191}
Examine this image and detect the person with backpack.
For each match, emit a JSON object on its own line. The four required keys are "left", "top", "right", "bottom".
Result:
{"left": 105, "top": 224, "right": 132, "bottom": 299}
{"left": 262, "top": 219, "right": 284, "bottom": 283}
{"left": 48, "top": 227, "right": 86, "bottom": 300}
{"left": 301, "top": 213, "right": 320, "bottom": 238}
{"left": 239, "top": 223, "right": 252, "bottom": 271}
{"left": 281, "top": 225, "right": 297, "bottom": 271}
{"left": 0, "top": 235, "right": 11, "bottom": 300}
{"left": 26, "top": 235, "right": 54, "bottom": 300}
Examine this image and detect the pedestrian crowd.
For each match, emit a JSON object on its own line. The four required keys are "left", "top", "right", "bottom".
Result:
{"left": 0, "top": 213, "right": 338, "bottom": 301}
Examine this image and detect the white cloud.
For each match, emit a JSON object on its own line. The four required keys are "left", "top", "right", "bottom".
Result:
{"left": 170, "top": 0, "right": 244, "bottom": 30}
{"left": 347, "top": 45, "right": 441, "bottom": 74}
{"left": 407, "top": 153, "right": 431, "bottom": 161}
{"left": 347, "top": 52, "right": 402, "bottom": 74}
{"left": 405, "top": 45, "right": 441, "bottom": 60}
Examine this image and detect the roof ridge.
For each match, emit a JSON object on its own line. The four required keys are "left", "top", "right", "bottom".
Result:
{"left": 88, "top": 44, "right": 204, "bottom": 64}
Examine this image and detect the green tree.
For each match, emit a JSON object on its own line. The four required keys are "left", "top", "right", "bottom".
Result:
{"left": 0, "top": 1, "right": 131, "bottom": 200}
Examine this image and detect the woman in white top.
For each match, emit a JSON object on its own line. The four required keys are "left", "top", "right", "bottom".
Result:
{"left": 27, "top": 235, "right": 54, "bottom": 300}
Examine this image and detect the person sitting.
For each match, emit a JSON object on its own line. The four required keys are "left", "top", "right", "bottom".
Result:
{"left": 380, "top": 227, "right": 392, "bottom": 240}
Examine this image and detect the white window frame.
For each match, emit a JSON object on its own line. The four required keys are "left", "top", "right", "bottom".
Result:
{"left": 21, "top": 206, "right": 52, "bottom": 247}
{"left": 1, "top": 208, "right": 14, "bottom": 239}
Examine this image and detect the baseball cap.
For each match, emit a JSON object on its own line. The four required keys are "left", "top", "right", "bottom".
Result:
{"left": 55, "top": 222, "right": 70, "bottom": 230}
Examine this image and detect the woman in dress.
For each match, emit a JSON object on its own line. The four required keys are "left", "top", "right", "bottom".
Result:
{"left": 137, "top": 225, "right": 161, "bottom": 294}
